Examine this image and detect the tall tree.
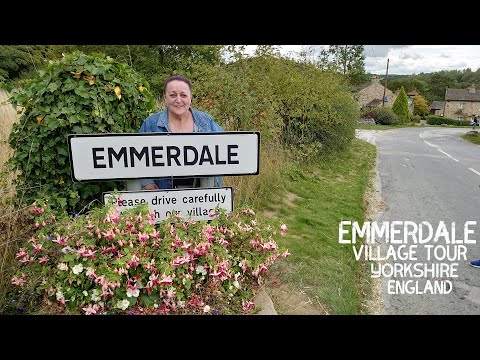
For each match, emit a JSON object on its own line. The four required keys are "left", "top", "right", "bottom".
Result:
{"left": 391, "top": 86, "right": 410, "bottom": 123}
{"left": 317, "top": 45, "right": 368, "bottom": 85}
{"left": 426, "top": 71, "right": 457, "bottom": 102}
{"left": 412, "top": 92, "right": 429, "bottom": 116}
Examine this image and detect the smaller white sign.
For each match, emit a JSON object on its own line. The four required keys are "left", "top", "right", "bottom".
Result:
{"left": 103, "top": 187, "right": 233, "bottom": 222}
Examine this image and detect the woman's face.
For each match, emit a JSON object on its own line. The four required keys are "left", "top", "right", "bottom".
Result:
{"left": 164, "top": 80, "right": 191, "bottom": 117}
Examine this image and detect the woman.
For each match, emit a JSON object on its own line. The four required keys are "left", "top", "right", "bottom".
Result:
{"left": 138, "top": 74, "right": 224, "bottom": 190}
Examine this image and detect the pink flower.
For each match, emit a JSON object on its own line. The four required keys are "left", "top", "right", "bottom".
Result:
{"left": 11, "top": 273, "right": 27, "bottom": 287}
{"left": 181, "top": 241, "right": 191, "bottom": 250}
{"left": 261, "top": 241, "right": 277, "bottom": 251}
{"left": 82, "top": 304, "right": 100, "bottom": 315}
{"left": 172, "top": 254, "right": 191, "bottom": 267}
{"left": 159, "top": 274, "right": 173, "bottom": 285}
{"left": 129, "top": 254, "right": 140, "bottom": 268}
{"left": 15, "top": 248, "right": 28, "bottom": 260}
{"left": 137, "top": 232, "right": 149, "bottom": 242}
{"left": 52, "top": 235, "right": 66, "bottom": 245}
{"left": 33, "top": 244, "right": 43, "bottom": 254}
{"left": 102, "top": 230, "right": 116, "bottom": 240}
{"left": 242, "top": 300, "right": 255, "bottom": 313}
{"left": 282, "top": 250, "right": 291, "bottom": 258}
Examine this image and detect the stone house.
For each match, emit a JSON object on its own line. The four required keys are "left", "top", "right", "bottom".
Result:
{"left": 443, "top": 84, "right": 480, "bottom": 120}
{"left": 429, "top": 101, "right": 445, "bottom": 115}
{"left": 354, "top": 76, "right": 397, "bottom": 110}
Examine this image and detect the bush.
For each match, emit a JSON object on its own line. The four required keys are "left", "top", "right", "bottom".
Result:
{"left": 5, "top": 199, "right": 289, "bottom": 315}
{"left": 411, "top": 115, "right": 421, "bottom": 123}
{"left": 6, "top": 52, "right": 156, "bottom": 213}
{"left": 371, "top": 106, "right": 400, "bottom": 125}
{"left": 193, "top": 57, "right": 359, "bottom": 158}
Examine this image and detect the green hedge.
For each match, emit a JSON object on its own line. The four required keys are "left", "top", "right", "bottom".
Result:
{"left": 426, "top": 115, "right": 471, "bottom": 126}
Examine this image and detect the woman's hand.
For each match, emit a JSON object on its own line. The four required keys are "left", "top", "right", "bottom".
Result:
{"left": 141, "top": 183, "right": 159, "bottom": 190}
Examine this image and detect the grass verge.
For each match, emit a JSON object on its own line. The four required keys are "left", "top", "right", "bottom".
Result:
{"left": 262, "top": 139, "right": 377, "bottom": 314}
{"left": 461, "top": 130, "right": 480, "bottom": 145}
{"left": 356, "top": 123, "right": 416, "bottom": 130}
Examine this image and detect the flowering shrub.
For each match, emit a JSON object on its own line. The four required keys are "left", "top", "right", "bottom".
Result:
{"left": 8, "top": 198, "right": 289, "bottom": 315}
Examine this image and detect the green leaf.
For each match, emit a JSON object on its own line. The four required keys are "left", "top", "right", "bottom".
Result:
{"left": 57, "top": 147, "right": 68, "bottom": 156}
{"left": 56, "top": 197, "right": 67, "bottom": 207}
{"left": 46, "top": 82, "right": 59, "bottom": 93}
{"left": 128, "top": 297, "right": 137, "bottom": 306}
{"left": 140, "top": 294, "right": 154, "bottom": 307}
{"left": 62, "top": 78, "right": 77, "bottom": 92}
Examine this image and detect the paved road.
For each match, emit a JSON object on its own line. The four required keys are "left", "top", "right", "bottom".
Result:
{"left": 356, "top": 127, "right": 480, "bottom": 315}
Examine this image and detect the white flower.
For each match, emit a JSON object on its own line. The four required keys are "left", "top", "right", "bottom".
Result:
{"left": 177, "top": 300, "right": 185, "bottom": 308}
{"left": 85, "top": 267, "right": 95, "bottom": 277}
{"left": 72, "top": 263, "right": 83, "bottom": 275}
{"left": 126, "top": 287, "right": 140, "bottom": 298}
{"left": 116, "top": 299, "right": 130, "bottom": 310}
{"left": 195, "top": 265, "right": 207, "bottom": 276}
{"left": 203, "top": 305, "right": 211, "bottom": 313}
{"left": 57, "top": 263, "right": 68, "bottom": 271}
{"left": 233, "top": 280, "right": 240, "bottom": 289}
{"left": 153, "top": 303, "right": 158, "bottom": 308}
{"left": 56, "top": 289, "right": 64, "bottom": 301}
{"left": 61, "top": 246, "right": 72, "bottom": 253}
{"left": 83, "top": 290, "right": 88, "bottom": 297}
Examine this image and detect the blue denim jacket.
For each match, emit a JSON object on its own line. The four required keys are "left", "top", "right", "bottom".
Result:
{"left": 138, "top": 108, "right": 224, "bottom": 189}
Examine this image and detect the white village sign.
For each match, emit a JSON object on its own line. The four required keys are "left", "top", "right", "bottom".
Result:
{"left": 68, "top": 132, "right": 259, "bottom": 181}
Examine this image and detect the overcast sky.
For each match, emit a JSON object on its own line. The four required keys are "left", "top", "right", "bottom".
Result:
{"left": 245, "top": 45, "right": 480, "bottom": 75}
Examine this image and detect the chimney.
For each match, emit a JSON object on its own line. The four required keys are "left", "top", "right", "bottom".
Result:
{"left": 468, "top": 83, "right": 476, "bottom": 93}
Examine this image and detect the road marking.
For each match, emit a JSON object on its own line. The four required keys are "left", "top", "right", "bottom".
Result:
{"left": 424, "top": 140, "right": 436, "bottom": 147}
{"left": 436, "top": 148, "right": 459, "bottom": 162}
{"left": 469, "top": 168, "right": 480, "bottom": 176}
